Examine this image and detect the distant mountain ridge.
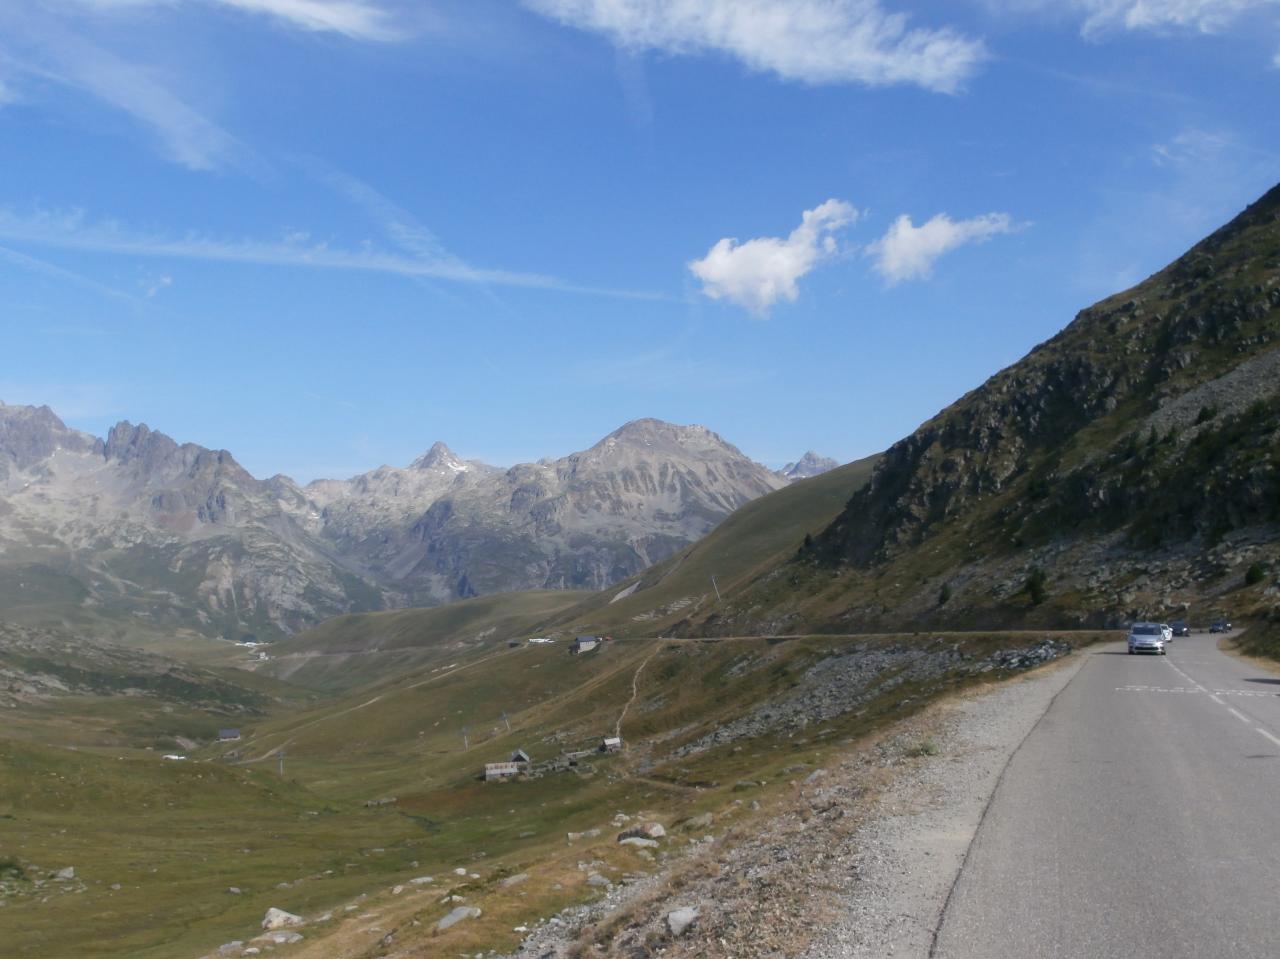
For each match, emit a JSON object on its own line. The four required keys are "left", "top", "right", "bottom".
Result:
{"left": 0, "top": 407, "right": 789, "bottom": 640}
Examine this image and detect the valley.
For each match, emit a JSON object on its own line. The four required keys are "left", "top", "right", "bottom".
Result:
{"left": 1, "top": 185, "right": 1277, "bottom": 958}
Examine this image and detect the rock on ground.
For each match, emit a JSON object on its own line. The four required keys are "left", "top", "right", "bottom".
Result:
{"left": 261, "top": 907, "right": 305, "bottom": 931}
{"left": 667, "top": 907, "right": 699, "bottom": 937}
{"left": 436, "top": 905, "right": 481, "bottom": 932}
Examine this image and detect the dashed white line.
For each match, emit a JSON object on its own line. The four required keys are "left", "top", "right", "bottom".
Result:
{"left": 1228, "top": 707, "right": 1252, "bottom": 724}
{"left": 1209, "top": 694, "right": 1225, "bottom": 705}
{"left": 1255, "top": 727, "right": 1280, "bottom": 748}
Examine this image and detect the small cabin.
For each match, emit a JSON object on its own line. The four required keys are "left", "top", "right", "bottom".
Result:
{"left": 485, "top": 748, "right": 532, "bottom": 781}
{"left": 600, "top": 736, "right": 622, "bottom": 753}
{"left": 571, "top": 636, "right": 601, "bottom": 655}
{"left": 218, "top": 728, "right": 242, "bottom": 742}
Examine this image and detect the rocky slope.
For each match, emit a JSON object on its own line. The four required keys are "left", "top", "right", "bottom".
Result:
{"left": 679, "top": 183, "right": 1280, "bottom": 635}
{"left": 0, "top": 409, "right": 785, "bottom": 640}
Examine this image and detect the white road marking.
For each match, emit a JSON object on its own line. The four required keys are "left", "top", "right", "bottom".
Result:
{"left": 1228, "top": 707, "right": 1252, "bottom": 724}
{"left": 1254, "top": 728, "right": 1280, "bottom": 748}
{"left": 1114, "top": 686, "right": 1277, "bottom": 697}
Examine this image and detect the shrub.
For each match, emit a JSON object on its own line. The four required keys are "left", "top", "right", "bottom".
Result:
{"left": 1025, "top": 566, "right": 1048, "bottom": 606}
{"left": 1245, "top": 563, "right": 1265, "bottom": 586}
{"left": 938, "top": 582, "right": 952, "bottom": 606}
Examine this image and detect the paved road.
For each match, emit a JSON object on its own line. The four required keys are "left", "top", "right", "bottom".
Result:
{"left": 933, "top": 631, "right": 1280, "bottom": 959}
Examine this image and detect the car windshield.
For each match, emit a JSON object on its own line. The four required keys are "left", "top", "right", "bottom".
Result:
{"left": 1132, "top": 625, "right": 1161, "bottom": 635}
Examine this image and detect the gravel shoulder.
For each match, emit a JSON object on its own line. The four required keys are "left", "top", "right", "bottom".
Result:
{"left": 803, "top": 651, "right": 1085, "bottom": 959}
{"left": 502, "top": 650, "right": 1088, "bottom": 959}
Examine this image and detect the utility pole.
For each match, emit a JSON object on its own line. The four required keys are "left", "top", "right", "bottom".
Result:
{"left": 501, "top": 711, "right": 511, "bottom": 733}
{"left": 461, "top": 727, "right": 470, "bottom": 752}
{"left": 710, "top": 574, "right": 722, "bottom": 602}
{"left": 277, "top": 749, "right": 285, "bottom": 777}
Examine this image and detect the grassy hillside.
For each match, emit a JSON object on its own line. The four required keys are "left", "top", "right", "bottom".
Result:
{"left": 262, "top": 589, "right": 592, "bottom": 692}
{"left": 0, "top": 623, "right": 312, "bottom": 751}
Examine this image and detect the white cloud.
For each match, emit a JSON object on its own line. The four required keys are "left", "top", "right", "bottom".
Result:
{"left": 869, "top": 211, "right": 1016, "bottom": 284}
{"left": 1151, "top": 128, "right": 1234, "bottom": 166}
{"left": 522, "top": 0, "right": 986, "bottom": 93}
{"left": 689, "top": 199, "right": 857, "bottom": 315}
{"left": 0, "top": 207, "right": 662, "bottom": 300}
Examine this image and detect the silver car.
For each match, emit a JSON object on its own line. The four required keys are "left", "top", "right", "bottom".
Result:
{"left": 1128, "top": 623, "right": 1167, "bottom": 655}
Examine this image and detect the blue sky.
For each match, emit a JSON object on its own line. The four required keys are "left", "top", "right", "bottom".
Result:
{"left": 1, "top": 0, "right": 1277, "bottom": 481}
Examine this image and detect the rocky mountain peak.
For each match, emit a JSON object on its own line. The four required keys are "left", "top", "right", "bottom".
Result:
{"left": 0, "top": 401, "right": 102, "bottom": 478}
{"left": 592, "top": 418, "right": 733, "bottom": 458}
{"left": 410, "top": 441, "right": 466, "bottom": 472}
{"left": 103, "top": 421, "right": 176, "bottom": 465}
{"left": 779, "top": 452, "right": 839, "bottom": 480}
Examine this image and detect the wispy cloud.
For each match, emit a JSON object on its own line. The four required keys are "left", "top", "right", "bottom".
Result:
{"left": 0, "top": 208, "right": 663, "bottom": 300}
{"left": 71, "top": 0, "right": 402, "bottom": 41}
{"left": 0, "top": 1, "right": 400, "bottom": 172}
{"left": 989, "top": 0, "right": 1279, "bottom": 37}
{"left": 868, "top": 212, "right": 1018, "bottom": 284}
{"left": 523, "top": 0, "right": 986, "bottom": 93}
{"left": 1068, "top": 0, "right": 1278, "bottom": 34}
{"left": 0, "top": 243, "right": 139, "bottom": 304}
{"left": 0, "top": 7, "right": 259, "bottom": 172}
{"left": 208, "top": 0, "right": 400, "bottom": 39}
{"left": 689, "top": 200, "right": 858, "bottom": 315}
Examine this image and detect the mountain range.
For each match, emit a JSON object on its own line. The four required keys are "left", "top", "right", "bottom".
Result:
{"left": 0, "top": 410, "right": 817, "bottom": 640}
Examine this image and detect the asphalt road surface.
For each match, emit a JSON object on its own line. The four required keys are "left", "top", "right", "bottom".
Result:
{"left": 933, "top": 630, "right": 1280, "bottom": 959}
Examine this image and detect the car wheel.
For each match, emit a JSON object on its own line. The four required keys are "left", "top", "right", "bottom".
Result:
{"left": 1161, "top": 649, "right": 1167, "bottom": 655}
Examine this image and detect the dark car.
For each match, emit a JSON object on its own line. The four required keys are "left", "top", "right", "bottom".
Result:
{"left": 1170, "top": 620, "right": 1190, "bottom": 637}
{"left": 1209, "top": 618, "right": 1232, "bottom": 634}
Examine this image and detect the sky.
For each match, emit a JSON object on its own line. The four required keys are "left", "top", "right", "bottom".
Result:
{"left": 1, "top": 0, "right": 1278, "bottom": 482}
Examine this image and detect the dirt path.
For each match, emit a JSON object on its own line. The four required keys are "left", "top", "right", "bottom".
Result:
{"left": 615, "top": 645, "right": 660, "bottom": 740}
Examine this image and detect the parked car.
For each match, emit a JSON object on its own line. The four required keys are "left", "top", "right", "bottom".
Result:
{"left": 1128, "top": 622, "right": 1167, "bottom": 655}
{"left": 1170, "top": 620, "right": 1190, "bottom": 637}
{"left": 1160, "top": 623, "right": 1173, "bottom": 643}
{"left": 1209, "top": 618, "right": 1232, "bottom": 634}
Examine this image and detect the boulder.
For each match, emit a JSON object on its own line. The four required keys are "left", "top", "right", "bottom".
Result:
{"left": 586, "top": 873, "right": 610, "bottom": 888}
{"left": 409, "top": 876, "right": 435, "bottom": 885}
{"left": 682, "top": 813, "right": 714, "bottom": 831}
{"left": 252, "top": 931, "right": 303, "bottom": 946}
{"left": 500, "top": 872, "right": 529, "bottom": 888}
{"left": 618, "top": 822, "right": 665, "bottom": 842}
{"left": 261, "top": 907, "right": 305, "bottom": 931}
{"left": 53, "top": 867, "right": 75, "bottom": 881}
{"left": 436, "top": 905, "right": 481, "bottom": 932}
{"left": 667, "top": 906, "right": 699, "bottom": 937}
{"left": 618, "top": 837, "right": 658, "bottom": 848}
